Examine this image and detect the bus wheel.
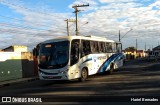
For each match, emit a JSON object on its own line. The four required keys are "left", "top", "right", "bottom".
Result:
{"left": 108, "top": 63, "right": 114, "bottom": 74}
{"left": 79, "top": 68, "right": 88, "bottom": 82}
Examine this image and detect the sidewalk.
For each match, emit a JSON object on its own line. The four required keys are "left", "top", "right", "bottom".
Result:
{"left": 0, "top": 76, "right": 39, "bottom": 88}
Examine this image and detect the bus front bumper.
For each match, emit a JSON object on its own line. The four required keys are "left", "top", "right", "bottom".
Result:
{"left": 38, "top": 69, "right": 69, "bottom": 80}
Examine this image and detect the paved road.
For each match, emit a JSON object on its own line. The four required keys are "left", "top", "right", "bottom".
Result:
{"left": 0, "top": 58, "right": 160, "bottom": 104}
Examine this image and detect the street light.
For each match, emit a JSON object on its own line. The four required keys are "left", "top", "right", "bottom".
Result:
{"left": 119, "top": 28, "right": 133, "bottom": 42}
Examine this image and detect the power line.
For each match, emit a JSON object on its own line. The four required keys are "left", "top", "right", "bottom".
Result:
{"left": 0, "top": 15, "right": 68, "bottom": 34}
{"left": 0, "top": 23, "right": 66, "bottom": 34}
{"left": 0, "top": 26, "right": 51, "bottom": 35}
{"left": 0, "top": 15, "right": 59, "bottom": 28}
{"left": 120, "top": 28, "right": 133, "bottom": 41}
{"left": 0, "top": 22, "right": 49, "bottom": 32}
{"left": 0, "top": 28, "right": 67, "bottom": 36}
{"left": 0, "top": 0, "right": 67, "bottom": 19}
{"left": 0, "top": 28, "right": 40, "bottom": 36}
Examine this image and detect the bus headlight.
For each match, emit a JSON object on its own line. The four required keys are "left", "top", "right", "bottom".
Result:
{"left": 39, "top": 71, "right": 44, "bottom": 75}
{"left": 59, "top": 69, "right": 68, "bottom": 74}
{"left": 39, "top": 69, "right": 44, "bottom": 75}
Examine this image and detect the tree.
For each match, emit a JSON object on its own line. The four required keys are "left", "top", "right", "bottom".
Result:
{"left": 125, "top": 47, "right": 136, "bottom": 52}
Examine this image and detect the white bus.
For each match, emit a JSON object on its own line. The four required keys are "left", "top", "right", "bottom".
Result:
{"left": 37, "top": 35, "right": 125, "bottom": 81}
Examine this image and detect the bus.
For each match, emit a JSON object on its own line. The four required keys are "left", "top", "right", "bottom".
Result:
{"left": 37, "top": 35, "right": 125, "bottom": 81}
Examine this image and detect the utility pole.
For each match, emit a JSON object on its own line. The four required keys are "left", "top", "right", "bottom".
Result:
{"left": 64, "top": 19, "right": 76, "bottom": 36}
{"left": 136, "top": 39, "right": 138, "bottom": 53}
{"left": 145, "top": 42, "right": 146, "bottom": 51}
{"left": 119, "top": 30, "right": 120, "bottom": 42}
{"left": 136, "top": 39, "right": 138, "bottom": 59}
{"left": 72, "top": 3, "right": 89, "bottom": 36}
{"left": 119, "top": 30, "right": 122, "bottom": 50}
{"left": 65, "top": 19, "right": 69, "bottom": 36}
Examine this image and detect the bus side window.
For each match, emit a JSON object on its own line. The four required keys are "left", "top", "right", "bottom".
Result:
{"left": 102, "top": 42, "right": 105, "bottom": 53}
{"left": 71, "top": 39, "right": 80, "bottom": 66}
{"left": 91, "top": 41, "right": 99, "bottom": 53}
{"left": 106, "top": 42, "right": 112, "bottom": 53}
{"left": 98, "top": 42, "right": 105, "bottom": 53}
{"left": 81, "top": 40, "right": 91, "bottom": 58}
{"left": 98, "top": 42, "right": 103, "bottom": 53}
{"left": 90, "top": 41, "right": 94, "bottom": 53}
{"left": 112, "top": 43, "right": 116, "bottom": 53}
{"left": 105, "top": 42, "right": 108, "bottom": 53}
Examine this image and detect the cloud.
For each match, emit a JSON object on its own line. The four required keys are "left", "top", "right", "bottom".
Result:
{"left": 0, "top": 0, "right": 70, "bottom": 50}
{"left": 149, "top": 0, "right": 160, "bottom": 9}
{"left": 0, "top": 0, "right": 160, "bottom": 50}
{"left": 77, "top": 0, "right": 160, "bottom": 49}
{"left": 99, "top": 0, "right": 137, "bottom": 3}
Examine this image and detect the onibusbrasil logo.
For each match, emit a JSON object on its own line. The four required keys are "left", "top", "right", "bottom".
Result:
{"left": 1, "top": 97, "right": 42, "bottom": 103}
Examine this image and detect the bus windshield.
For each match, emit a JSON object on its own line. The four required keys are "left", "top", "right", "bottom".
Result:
{"left": 39, "top": 41, "right": 69, "bottom": 69}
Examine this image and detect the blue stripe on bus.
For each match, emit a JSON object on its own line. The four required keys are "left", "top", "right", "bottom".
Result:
{"left": 114, "top": 53, "right": 124, "bottom": 62}
{"left": 97, "top": 53, "right": 123, "bottom": 73}
{"left": 80, "top": 53, "right": 124, "bottom": 73}
{"left": 82, "top": 57, "right": 92, "bottom": 64}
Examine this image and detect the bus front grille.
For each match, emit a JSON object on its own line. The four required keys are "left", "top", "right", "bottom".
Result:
{"left": 42, "top": 76, "right": 61, "bottom": 79}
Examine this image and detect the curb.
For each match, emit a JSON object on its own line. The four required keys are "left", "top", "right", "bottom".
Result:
{"left": 0, "top": 77, "right": 39, "bottom": 88}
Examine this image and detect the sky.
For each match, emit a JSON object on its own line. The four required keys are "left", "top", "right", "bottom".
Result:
{"left": 0, "top": 0, "right": 160, "bottom": 51}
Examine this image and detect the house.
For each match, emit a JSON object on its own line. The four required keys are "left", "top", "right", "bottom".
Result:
{"left": 124, "top": 51, "right": 137, "bottom": 60}
{"left": 153, "top": 45, "right": 160, "bottom": 57}
{"left": 2, "top": 45, "right": 28, "bottom": 52}
{"left": 136, "top": 50, "right": 147, "bottom": 58}
{"left": 124, "top": 47, "right": 147, "bottom": 60}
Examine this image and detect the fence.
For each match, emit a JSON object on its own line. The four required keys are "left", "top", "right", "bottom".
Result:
{"left": 0, "top": 52, "right": 38, "bottom": 82}
{"left": 0, "top": 52, "right": 22, "bottom": 82}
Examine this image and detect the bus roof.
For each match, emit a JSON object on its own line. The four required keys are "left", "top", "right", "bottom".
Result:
{"left": 41, "top": 35, "right": 116, "bottom": 44}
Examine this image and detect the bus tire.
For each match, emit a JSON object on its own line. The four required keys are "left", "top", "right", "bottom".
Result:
{"left": 79, "top": 68, "right": 88, "bottom": 82}
{"left": 108, "top": 63, "right": 114, "bottom": 74}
